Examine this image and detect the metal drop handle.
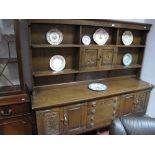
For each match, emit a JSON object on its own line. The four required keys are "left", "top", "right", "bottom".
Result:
{"left": 64, "top": 113, "right": 68, "bottom": 125}
{"left": 0, "top": 109, "right": 12, "bottom": 116}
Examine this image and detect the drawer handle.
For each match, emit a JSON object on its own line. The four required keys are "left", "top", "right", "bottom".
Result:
{"left": 64, "top": 113, "right": 68, "bottom": 126}
{"left": 21, "top": 98, "right": 25, "bottom": 101}
{"left": 0, "top": 109, "right": 12, "bottom": 116}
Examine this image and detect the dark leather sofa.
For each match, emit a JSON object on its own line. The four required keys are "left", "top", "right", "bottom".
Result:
{"left": 109, "top": 115, "right": 155, "bottom": 135}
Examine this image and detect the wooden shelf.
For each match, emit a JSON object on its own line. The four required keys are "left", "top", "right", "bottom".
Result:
{"left": 33, "top": 64, "right": 142, "bottom": 77}
{"left": 117, "top": 45, "right": 145, "bottom": 48}
{"left": 0, "top": 58, "right": 17, "bottom": 64}
{"left": 32, "top": 77, "right": 153, "bottom": 110}
{"left": 31, "top": 44, "right": 145, "bottom": 49}
{"left": 31, "top": 44, "right": 81, "bottom": 48}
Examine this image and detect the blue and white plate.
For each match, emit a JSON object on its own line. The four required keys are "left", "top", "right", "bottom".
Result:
{"left": 82, "top": 35, "right": 91, "bottom": 45}
{"left": 88, "top": 83, "right": 107, "bottom": 91}
{"left": 123, "top": 53, "right": 132, "bottom": 66}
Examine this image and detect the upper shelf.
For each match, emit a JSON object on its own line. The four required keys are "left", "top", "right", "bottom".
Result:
{"left": 31, "top": 44, "right": 145, "bottom": 48}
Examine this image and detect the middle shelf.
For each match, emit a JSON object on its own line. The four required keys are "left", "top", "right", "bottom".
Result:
{"left": 33, "top": 64, "right": 142, "bottom": 77}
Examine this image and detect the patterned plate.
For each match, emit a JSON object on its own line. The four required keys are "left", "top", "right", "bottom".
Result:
{"left": 49, "top": 55, "right": 66, "bottom": 71}
{"left": 88, "top": 83, "right": 107, "bottom": 91}
{"left": 122, "top": 31, "right": 133, "bottom": 46}
{"left": 46, "top": 29, "right": 63, "bottom": 45}
{"left": 93, "top": 28, "right": 109, "bottom": 45}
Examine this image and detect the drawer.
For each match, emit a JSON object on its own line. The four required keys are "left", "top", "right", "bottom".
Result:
{"left": 0, "top": 114, "right": 32, "bottom": 135}
{"left": 0, "top": 94, "right": 30, "bottom": 106}
{"left": 0, "top": 103, "right": 30, "bottom": 119}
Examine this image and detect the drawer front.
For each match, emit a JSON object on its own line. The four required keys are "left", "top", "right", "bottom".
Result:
{"left": 0, "top": 103, "right": 30, "bottom": 119}
{"left": 0, "top": 114, "right": 32, "bottom": 135}
{"left": 0, "top": 94, "right": 30, "bottom": 106}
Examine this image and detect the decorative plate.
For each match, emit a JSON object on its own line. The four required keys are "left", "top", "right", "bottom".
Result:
{"left": 122, "top": 31, "right": 133, "bottom": 46}
{"left": 49, "top": 55, "right": 66, "bottom": 71}
{"left": 46, "top": 29, "right": 63, "bottom": 45}
{"left": 82, "top": 35, "right": 91, "bottom": 45}
{"left": 93, "top": 28, "right": 109, "bottom": 45}
{"left": 123, "top": 53, "right": 132, "bottom": 66}
{"left": 88, "top": 83, "right": 107, "bottom": 91}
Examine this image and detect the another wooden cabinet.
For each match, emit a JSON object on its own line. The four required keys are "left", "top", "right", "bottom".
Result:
{"left": 29, "top": 20, "right": 153, "bottom": 135}
{"left": 0, "top": 19, "right": 32, "bottom": 135}
{"left": 0, "top": 115, "right": 32, "bottom": 135}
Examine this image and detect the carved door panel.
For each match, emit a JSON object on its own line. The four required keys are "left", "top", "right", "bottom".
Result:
{"left": 36, "top": 108, "right": 63, "bottom": 135}
{"left": 80, "top": 47, "right": 100, "bottom": 69}
{"left": 63, "top": 103, "right": 87, "bottom": 134}
{"left": 133, "top": 91, "right": 150, "bottom": 114}
{"left": 99, "top": 47, "right": 115, "bottom": 67}
{"left": 120, "top": 93, "right": 136, "bottom": 115}
{"left": 87, "top": 97, "right": 118, "bottom": 129}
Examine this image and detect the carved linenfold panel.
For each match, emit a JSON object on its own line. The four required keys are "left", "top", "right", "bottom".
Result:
{"left": 44, "top": 112, "right": 60, "bottom": 135}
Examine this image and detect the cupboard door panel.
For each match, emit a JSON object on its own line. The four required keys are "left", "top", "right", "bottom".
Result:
{"left": 100, "top": 47, "right": 115, "bottom": 66}
{"left": 120, "top": 93, "right": 136, "bottom": 115}
{"left": 63, "top": 103, "right": 87, "bottom": 134}
{"left": 80, "top": 47, "right": 100, "bottom": 69}
{"left": 36, "top": 108, "right": 63, "bottom": 135}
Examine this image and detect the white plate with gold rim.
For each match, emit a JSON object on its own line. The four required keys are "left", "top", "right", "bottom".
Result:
{"left": 49, "top": 55, "right": 66, "bottom": 71}
{"left": 122, "top": 31, "right": 133, "bottom": 46}
{"left": 46, "top": 29, "right": 63, "bottom": 45}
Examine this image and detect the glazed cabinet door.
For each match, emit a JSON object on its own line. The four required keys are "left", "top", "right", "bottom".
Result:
{"left": 132, "top": 90, "right": 150, "bottom": 114}
{"left": 36, "top": 108, "right": 63, "bottom": 135}
{"left": 87, "top": 97, "right": 119, "bottom": 129}
{"left": 63, "top": 103, "right": 87, "bottom": 134}
{"left": 80, "top": 47, "right": 100, "bottom": 69}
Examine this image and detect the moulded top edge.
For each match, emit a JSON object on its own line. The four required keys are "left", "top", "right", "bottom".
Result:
{"left": 28, "top": 19, "right": 151, "bottom": 30}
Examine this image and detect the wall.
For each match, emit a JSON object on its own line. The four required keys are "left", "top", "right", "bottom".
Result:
{"left": 141, "top": 19, "right": 155, "bottom": 118}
